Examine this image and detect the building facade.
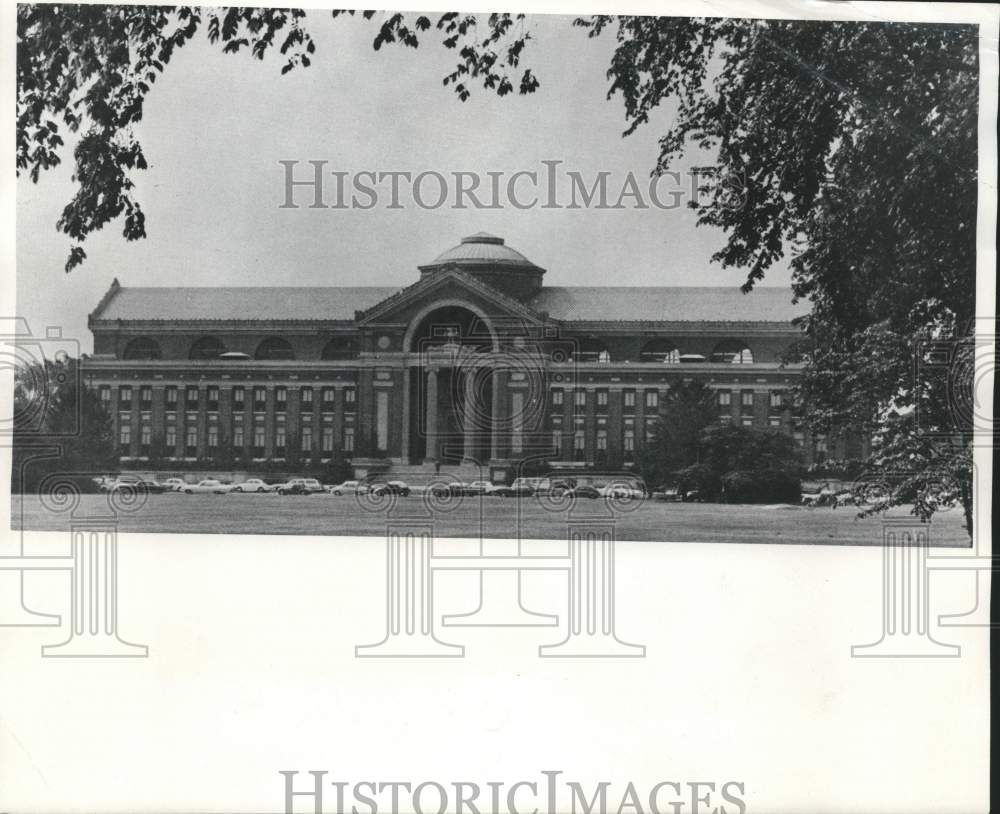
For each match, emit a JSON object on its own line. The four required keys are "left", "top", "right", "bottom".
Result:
{"left": 82, "top": 233, "right": 857, "bottom": 479}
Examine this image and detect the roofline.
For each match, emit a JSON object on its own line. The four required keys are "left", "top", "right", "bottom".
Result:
{"left": 88, "top": 278, "right": 121, "bottom": 325}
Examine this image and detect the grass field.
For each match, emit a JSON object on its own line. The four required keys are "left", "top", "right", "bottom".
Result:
{"left": 9, "top": 492, "right": 972, "bottom": 546}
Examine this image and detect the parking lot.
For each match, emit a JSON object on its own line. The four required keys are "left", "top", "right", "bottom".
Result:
{"left": 10, "top": 491, "right": 971, "bottom": 546}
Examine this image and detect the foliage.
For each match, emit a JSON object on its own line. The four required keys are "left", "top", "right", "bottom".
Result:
{"left": 640, "top": 380, "right": 718, "bottom": 486}
{"left": 11, "top": 358, "right": 117, "bottom": 493}
{"left": 721, "top": 469, "right": 801, "bottom": 504}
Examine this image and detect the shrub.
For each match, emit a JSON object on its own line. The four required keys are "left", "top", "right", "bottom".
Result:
{"left": 721, "top": 469, "right": 802, "bottom": 503}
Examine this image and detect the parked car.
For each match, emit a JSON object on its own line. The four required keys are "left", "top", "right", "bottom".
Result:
{"left": 567, "top": 484, "right": 602, "bottom": 499}
{"left": 181, "top": 478, "right": 229, "bottom": 495}
{"left": 230, "top": 478, "right": 276, "bottom": 493}
{"left": 277, "top": 478, "right": 325, "bottom": 495}
{"left": 510, "top": 477, "right": 544, "bottom": 496}
{"left": 466, "top": 480, "right": 503, "bottom": 496}
{"left": 599, "top": 481, "right": 647, "bottom": 501}
{"left": 108, "top": 476, "right": 166, "bottom": 494}
{"left": 370, "top": 480, "right": 411, "bottom": 497}
{"left": 162, "top": 477, "right": 186, "bottom": 492}
{"left": 328, "top": 480, "right": 370, "bottom": 495}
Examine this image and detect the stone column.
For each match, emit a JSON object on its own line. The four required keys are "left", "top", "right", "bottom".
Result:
{"left": 490, "top": 368, "right": 504, "bottom": 461}
{"left": 401, "top": 367, "right": 411, "bottom": 464}
{"left": 424, "top": 367, "right": 439, "bottom": 463}
{"left": 463, "top": 366, "right": 478, "bottom": 461}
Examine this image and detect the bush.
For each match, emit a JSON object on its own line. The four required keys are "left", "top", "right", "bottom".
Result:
{"left": 721, "top": 469, "right": 801, "bottom": 503}
{"left": 669, "top": 463, "right": 722, "bottom": 500}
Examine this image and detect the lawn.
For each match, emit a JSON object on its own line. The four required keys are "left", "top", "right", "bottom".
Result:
{"left": 9, "top": 493, "right": 972, "bottom": 546}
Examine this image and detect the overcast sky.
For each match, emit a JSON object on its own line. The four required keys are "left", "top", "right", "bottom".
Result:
{"left": 16, "top": 11, "right": 794, "bottom": 352}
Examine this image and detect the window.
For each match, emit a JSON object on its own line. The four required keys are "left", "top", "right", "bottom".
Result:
{"left": 321, "top": 425, "right": 334, "bottom": 453}
{"left": 719, "top": 414, "right": 733, "bottom": 424}
{"left": 741, "top": 390, "right": 754, "bottom": 412}
{"left": 624, "top": 427, "right": 635, "bottom": 453}
{"left": 344, "top": 388, "right": 357, "bottom": 408}
{"left": 640, "top": 339, "right": 680, "bottom": 364}
{"left": 275, "top": 387, "right": 287, "bottom": 412}
{"left": 623, "top": 390, "right": 636, "bottom": 411}
{"left": 301, "top": 426, "right": 313, "bottom": 452}
{"left": 769, "top": 417, "right": 782, "bottom": 428}
{"left": 645, "top": 390, "right": 659, "bottom": 409}
{"left": 321, "top": 387, "right": 335, "bottom": 410}
{"left": 189, "top": 336, "right": 226, "bottom": 360}
{"left": 551, "top": 389, "right": 564, "bottom": 407}
{"left": 718, "top": 390, "right": 732, "bottom": 408}
{"left": 123, "top": 337, "right": 162, "bottom": 361}
{"left": 596, "top": 389, "right": 608, "bottom": 412}
{"left": 255, "top": 336, "right": 295, "bottom": 361}
{"left": 574, "top": 389, "right": 586, "bottom": 414}
{"left": 119, "top": 386, "right": 132, "bottom": 409}
{"left": 233, "top": 386, "right": 245, "bottom": 406}
{"left": 741, "top": 417, "right": 754, "bottom": 427}
{"left": 275, "top": 419, "right": 286, "bottom": 454}
{"left": 185, "top": 424, "right": 197, "bottom": 455}
{"left": 166, "top": 386, "right": 178, "bottom": 409}
{"left": 119, "top": 422, "right": 131, "bottom": 450}
{"left": 573, "top": 431, "right": 585, "bottom": 460}
{"left": 253, "top": 424, "right": 266, "bottom": 455}
{"left": 207, "top": 386, "right": 220, "bottom": 410}
{"left": 301, "top": 387, "right": 313, "bottom": 405}
{"left": 552, "top": 430, "right": 562, "bottom": 455}
{"left": 321, "top": 336, "right": 358, "bottom": 360}
{"left": 165, "top": 424, "right": 177, "bottom": 449}
{"left": 140, "top": 423, "right": 151, "bottom": 450}
{"left": 185, "top": 385, "right": 199, "bottom": 406}
{"left": 711, "top": 340, "right": 754, "bottom": 365}
{"left": 99, "top": 385, "right": 111, "bottom": 407}
{"left": 343, "top": 426, "right": 355, "bottom": 452}
{"left": 233, "top": 415, "right": 244, "bottom": 447}
{"left": 770, "top": 390, "right": 784, "bottom": 410}
{"left": 596, "top": 429, "right": 608, "bottom": 451}
{"left": 139, "top": 386, "right": 152, "bottom": 409}
{"left": 597, "top": 349, "right": 611, "bottom": 364}
{"left": 253, "top": 386, "right": 267, "bottom": 411}
{"left": 793, "top": 431, "right": 805, "bottom": 448}
{"left": 207, "top": 424, "right": 219, "bottom": 448}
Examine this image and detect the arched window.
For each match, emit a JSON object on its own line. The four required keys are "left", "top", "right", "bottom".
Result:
{"left": 711, "top": 340, "right": 754, "bottom": 364}
{"left": 576, "top": 338, "right": 611, "bottom": 364}
{"left": 255, "top": 336, "right": 295, "bottom": 361}
{"left": 321, "top": 336, "right": 359, "bottom": 360}
{"left": 640, "top": 339, "right": 680, "bottom": 364}
{"left": 189, "top": 336, "right": 227, "bottom": 360}
{"left": 123, "top": 336, "right": 162, "bottom": 360}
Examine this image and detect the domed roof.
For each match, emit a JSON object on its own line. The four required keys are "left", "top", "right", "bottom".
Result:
{"left": 423, "top": 233, "right": 541, "bottom": 270}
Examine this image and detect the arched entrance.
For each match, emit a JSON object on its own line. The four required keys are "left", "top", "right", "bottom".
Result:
{"left": 404, "top": 303, "right": 497, "bottom": 465}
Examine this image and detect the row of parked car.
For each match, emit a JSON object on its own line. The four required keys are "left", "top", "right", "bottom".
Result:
{"left": 94, "top": 474, "right": 649, "bottom": 500}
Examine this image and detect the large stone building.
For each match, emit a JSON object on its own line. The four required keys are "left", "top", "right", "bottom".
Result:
{"left": 83, "top": 233, "right": 853, "bottom": 480}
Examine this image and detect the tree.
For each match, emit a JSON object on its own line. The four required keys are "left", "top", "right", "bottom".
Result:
{"left": 18, "top": 10, "right": 979, "bottom": 533}
{"left": 11, "top": 358, "right": 117, "bottom": 492}
{"left": 641, "top": 380, "right": 717, "bottom": 485}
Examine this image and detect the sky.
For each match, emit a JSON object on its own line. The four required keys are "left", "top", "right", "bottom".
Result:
{"left": 16, "top": 11, "right": 795, "bottom": 352}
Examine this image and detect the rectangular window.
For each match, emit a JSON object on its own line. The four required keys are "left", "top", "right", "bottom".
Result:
{"left": 575, "top": 389, "right": 586, "bottom": 407}
{"left": 119, "top": 423, "right": 131, "bottom": 448}
{"left": 596, "top": 429, "right": 608, "bottom": 451}
{"left": 185, "top": 424, "right": 197, "bottom": 454}
{"left": 552, "top": 430, "right": 562, "bottom": 454}
{"left": 119, "top": 386, "right": 132, "bottom": 409}
{"left": 139, "top": 386, "right": 152, "bottom": 408}
{"left": 185, "top": 385, "right": 198, "bottom": 406}
{"left": 645, "top": 390, "right": 659, "bottom": 409}
{"left": 275, "top": 420, "right": 286, "bottom": 454}
{"left": 624, "top": 427, "right": 635, "bottom": 452}
{"left": 99, "top": 385, "right": 111, "bottom": 406}
{"left": 232, "top": 386, "right": 245, "bottom": 406}
{"left": 769, "top": 416, "right": 782, "bottom": 428}
{"left": 596, "top": 389, "right": 608, "bottom": 411}
{"left": 301, "top": 426, "right": 313, "bottom": 452}
{"left": 207, "top": 424, "right": 219, "bottom": 448}
{"left": 165, "top": 424, "right": 177, "bottom": 448}
{"left": 207, "top": 386, "right": 219, "bottom": 410}
{"left": 253, "top": 424, "right": 266, "bottom": 455}
{"left": 551, "top": 389, "right": 564, "bottom": 406}
{"left": 718, "top": 390, "right": 732, "bottom": 407}
{"left": 741, "top": 390, "right": 754, "bottom": 408}
{"left": 770, "top": 390, "right": 784, "bottom": 410}
{"left": 793, "top": 431, "right": 805, "bottom": 448}
{"left": 301, "top": 386, "right": 313, "bottom": 405}
{"left": 321, "top": 426, "right": 334, "bottom": 453}
{"left": 233, "top": 415, "right": 244, "bottom": 447}
{"left": 253, "top": 386, "right": 266, "bottom": 411}
{"left": 166, "top": 386, "right": 178, "bottom": 408}
{"left": 344, "top": 387, "right": 357, "bottom": 408}
{"left": 376, "top": 390, "right": 389, "bottom": 452}
{"left": 275, "top": 386, "right": 287, "bottom": 411}
{"left": 623, "top": 390, "right": 636, "bottom": 411}
{"left": 140, "top": 423, "right": 151, "bottom": 449}
{"left": 741, "top": 417, "right": 754, "bottom": 427}
{"left": 343, "top": 426, "right": 355, "bottom": 452}
{"left": 321, "top": 387, "right": 335, "bottom": 411}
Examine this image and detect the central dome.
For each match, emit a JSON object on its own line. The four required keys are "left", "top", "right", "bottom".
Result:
{"left": 419, "top": 233, "right": 546, "bottom": 300}
{"left": 426, "top": 232, "right": 540, "bottom": 268}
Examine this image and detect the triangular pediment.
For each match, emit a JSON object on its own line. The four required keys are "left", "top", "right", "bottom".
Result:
{"left": 355, "top": 267, "right": 547, "bottom": 326}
